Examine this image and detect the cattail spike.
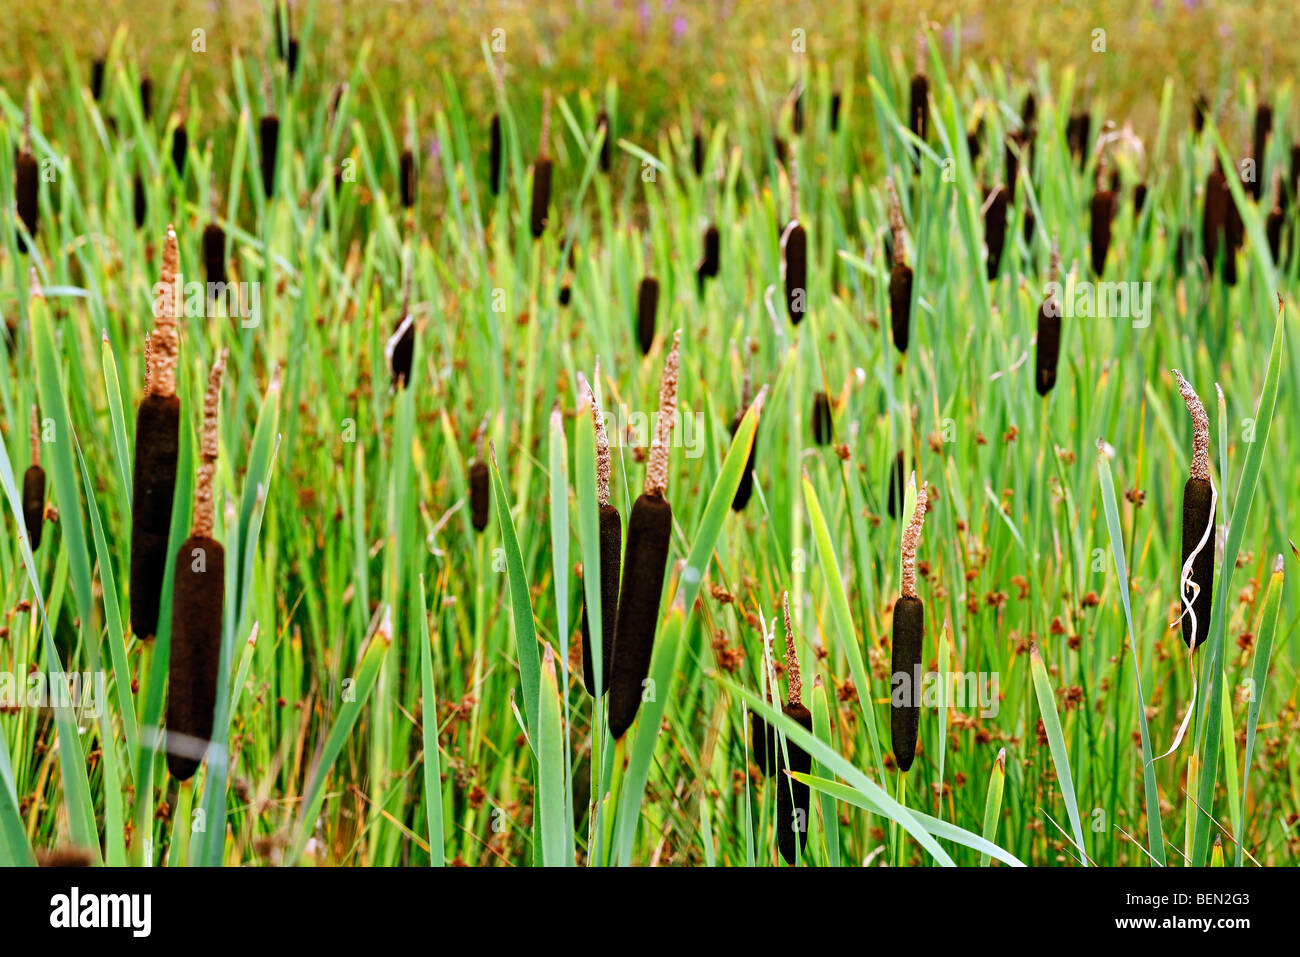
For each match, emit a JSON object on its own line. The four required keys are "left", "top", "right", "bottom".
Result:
{"left": 539, "top": 88, "right": 552, "bottom": 161}
{"left": 29, "top": 405, "right": 39, "bottom": 465}
{"left": 782, "top": 592, "right": 801, "bottom": 705}
{"left": 583, "top": 366, "right": 612, "bottom": 507}
{"left": 1049, "top": 232, "right": 1060, "bottom": 286}
{"left": 1172, "top": 370, "right": 1210, "bottom": 481}
{"left": 887, "top": 176, "right": 907, "bottom": 266}
{"left": 151, "top": 225, "right": 180, "bottom": 397}
{"left": 645, "top": 330, "right": 681, "bottom": 496}
{"left": 191, "top": 350, "right": 227, "bottom": 538}
{"left": 900, "top": 479, "right": 928, "bottom": 598}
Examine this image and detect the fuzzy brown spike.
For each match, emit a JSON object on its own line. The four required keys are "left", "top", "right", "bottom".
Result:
{"left": 151, "top": 225, "right": 180, "bottom": 397}
{"left": 782, "top": 592, "right": 800, "bottom": 705}
{"left": 645, "top": 330, "right": 681, "bottom": 496}
{"left": 900, "top": 480, "right": 928, "bottom": 598}
{"left": 143, "top": 332, "right": 152, "bottom": 392}
{"left": 30, "top": 404, "right": 40, "bottom": 465}
{"left": 585, "top": 364, "right": 612, "bottom": 507}
{"left": 539, "top": 88, "right": 552, "bottom": 161}
{"left": 1049, "top": 232, "right": 1060, "bottom": 286}
{"left": 887, "top": 176, "right": 907, "bottom": 266}
{"left": 1172, "top": 370, "right": 1210, "bottom": 481}
{"left": 191, "top": 351, "right": 227, "bottom": 538}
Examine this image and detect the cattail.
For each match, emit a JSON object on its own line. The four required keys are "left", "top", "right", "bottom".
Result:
{"left": 1023, "top": 206, "right": 1036, "bottom": 246}
{"left": 908, "top": 34, "right": 928, "bottom": 142}
{"left": 579, "top": 370, "right": 622, "bottom": 697}
{"left": 1173, "top": 371, "right": 1213, "bottom": 652}
{"left": 1192, "top": 94, "right": 1208, "bottom": 134}
{"left": 130, "top": 226, "right": 182, "bottom": 641}
{"left": 15, "top": 113, "right": 38, "bottom": 253}
{"left": 776, "top": 593, "right": 813, "bottom": 866}
{"left": 1134, "top": 182, "right": 1148, "bottom": 215}
{"left": 489, "top": 113, "right": 503, "bottom": 196}
{"left": 400, "top": 148, "right": 415, "bottom": 209}
{"left": 1090, "top": 157, "right": 1114, "bottom": 276}
{"left": 1067, "top": 111, "right": 1090, "bottom": 168}
{"left": 886, "top": 176, "right": 913, "bottom": 353}
{"left": 558, "top": 239, "right": 576, "bottom": 307}
{"left": 133, "top": 173, "right": 147, "bottom": 228}
{"left": 811, "top": 391, "right": 832, "bottom": 446}
{"left": 596, "top": 110, "right": 611, "bottom": 173}
{"left": 530, "top": 90, "right": 553, "bottom": 239}
{"left": 36, "top": 846, "right": 96, "bottom": 868}
{"left": 1035, "top": 236, "right": 1062, "bottom": 396}
{"left": 773, "top": 135, "right": 788, "bottom": 168}
{"left": 791, "top": 85, "right": 804, "bottom": 136}
{"left": 692, "top": 122, "right": 705, "bottom": 176}
{"left": 886, "top": 450, "right": 906, "bottom": 519}
{"left": 1251, "top": 102, "right": 1272, "bottom": 203}
{"left": 1267, "top": 171, "right": 1284, "bottom": 263}
{"left": 140, "top": 76, "right": 153, "bottom": 121}
{"left": 165, "top": 351, "right": 227, "bottom": 781}
{"left": 468, "top": 419, "right": 490, "bottom": 532}
{"left": 1203, "top": 161, "right": 1236, "bottom": 284}
{"left": 966, "top": 116, "right": 983, "bottom": 163}
{"left": 171, "top": 123, "right": 188, "bottom": 177}
{"left": 731, "top": 347, "right": 757, "bottom": 511}
{"left": 636, "top": 275, "right": 659, "bottom": 355}
{"left": 830, "top": 91, "right": 842, "bottom": 132}
{"left": 696, "top": 223, "right": 720, "bottom": 294}
{"left": 781, "top": 151, "right": 807, "bottom": 324}
{"left": 891, "top": 481, "right": 928, "bottom": 772}
{"left": 608, "top": 332, "right": 680, "bottom": 740}
{"left": 984, "top": 185, "right": 1008, "bottom": 280}
{"left": 1022, "top": 91, "right": 1037, "bottom": 130}
{"left": 260, "top": 114, "right": 280, "bottom": 199}
{"left": 389, "top": 249, "right": 415, "bottom": 389}
{"left": 91, "top": 58, "right": 105, "bottom": 101}
{"left": 23, "top": 405, "right": 45, "bottom": 551}
{"left": 203, "top": 221, "right": 226, "bottom": 286}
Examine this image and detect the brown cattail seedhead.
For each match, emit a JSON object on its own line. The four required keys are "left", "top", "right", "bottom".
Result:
{"left": 581, "top": 500, "right": 622, "bottom": 697}
{"left": 1035, "top": 238, "right": 1062, "bottom": 396}
{"left": 730, "top": 409, "right": 758, "bottom": 511}
{"left": 165, "top": 354, "right": 226, "bottom": 782}
{"left": 636, "top": 276, "right": 659, "bottom": 355}
{"left": 203, "top": 223, "right": 227, "bottom": 286}
{"left": 909, "top": 74, "right": 928, "bottom": 142}
{"left": 1090, "top": 185, "right": 1114, "bottom": 276}
{"left": 530, "top": 92, "right": 553, "bottom": 239}
{"left": 697, "top": 224, "right": 721, "bottom": 294}
{"left": 783, "top": 148, "right": 806, "bottom": 324}
{"left": 133, "top": 173, "right": 147, "bottom": 228}
{"left": 400, "top": 147, "right": 416, "bottom": 209}
{"left": 984, "top": 186, "right": 1008, "bottom": 280}
{"left": 887, "top": 177, "right": 912, "bottom": 352}
{"left": 596, "top": 110, "right": 611, "bottom": 173}
{"left": 130, "top": 227, "right": 182, "bottom": 641}
{"left": 608, "top": 333, "right": 680, "bottom": 739}
{"left": 1192, "top": 94, "right": 1208, "bottom": 134}
{"left": 91, "top": 58, "right": 105, "bottom": 101}
{"left": 776, "top": 592, "right": 811, "bottom": 865}
{"left": 16, "top": 149, "right": 39, "bottom": 253}
{"left": 23, "top": 406, "right": 45, "bottom": 550}
{"left": 811, "top": 391, "right": 832, "bottom": 446}
{"left": 692, "top": 126, "right": 705, "bottom": 176}
{"left": 140, "top": 76, "right": 153, "bottom": 121}
{"left": 489, "top": 114, "right": 503, "bottom": 196}
{"left": 891, "top": 482, "right": 928, "bottom": 772}
{"left": 830, "top": 92, "right": 842, "bottom": 132}
{"left": 171, "top": 124, "right": 189, "bottom": 177}
{"left": 469, "top": 461, "right": 489, "bottom": 532}
{"left": 579, "top": 375, "right": 622, "bottom": 696}
{"left": 1252, "top": 102, "right": 1272, "bottom": 203}
{"left": 260, "top": 114, "right": 281, "bottom": 199}
{"left": 1174, "top": 370, "right": 1213, "bottom": 652}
